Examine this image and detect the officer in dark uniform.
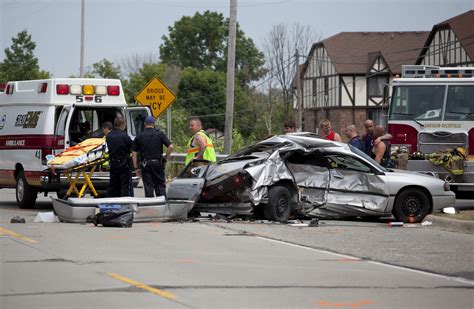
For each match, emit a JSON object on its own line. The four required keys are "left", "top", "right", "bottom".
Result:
{"left": 106, "top": 116, "right": 133, "bottom": 197}
{"left": 132, "top": 116, "right": 173, "bottom": 197}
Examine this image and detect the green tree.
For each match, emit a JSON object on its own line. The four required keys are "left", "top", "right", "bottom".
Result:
{"left": 177, "top": 67, "right": 227, "bottom": 131}
{"left": 0, "top": 30, "right": 50, "bottom": 82}
{"left": 160, "top": 11, "right": 266, "bottom": 86}
{"left": 89, "top": 59, "right": 121, "bottom": 79}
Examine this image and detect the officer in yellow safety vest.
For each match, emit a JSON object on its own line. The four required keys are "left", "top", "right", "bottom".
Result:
{"left": 185, "top": 117, "right": 216, "bottom": 165}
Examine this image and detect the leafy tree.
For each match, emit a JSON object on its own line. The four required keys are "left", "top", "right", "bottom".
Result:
{"left": 0, "top": 30, "right": 50, "bottom": 82}
{"left": 89, "top": 59, "right": 121, "bottom": 79}
{"left": 160, "top": 11, "right": 266, "bottom": 86}
{"left": 177, "top": 67, "right": 227, "bottom": 131}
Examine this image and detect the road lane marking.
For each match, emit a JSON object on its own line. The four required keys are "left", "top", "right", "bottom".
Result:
{"left": 257, "top": 237, "right": 474, "bottom": 285}
{"left": 107, "top": 273, "right": 177, "bottom": 300}
{"left": 0, "top": 227, "right": 37, "bottom": 243}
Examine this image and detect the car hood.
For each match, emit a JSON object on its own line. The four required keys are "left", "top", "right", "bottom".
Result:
{"left": 384, "top": 169, "right": 448, "bottom": 195}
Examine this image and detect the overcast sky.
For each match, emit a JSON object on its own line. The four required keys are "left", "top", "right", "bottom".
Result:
{"left": 1, "top": 0, "right": 472, "bottom": 78}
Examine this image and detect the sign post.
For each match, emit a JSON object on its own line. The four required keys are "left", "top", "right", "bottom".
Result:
{"left": 134, "top": 77, "right": 177, "bottom": 118}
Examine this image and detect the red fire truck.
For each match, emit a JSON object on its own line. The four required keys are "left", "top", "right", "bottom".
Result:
{"left": 387, "top": 65, "right": 474, "bottom": 198}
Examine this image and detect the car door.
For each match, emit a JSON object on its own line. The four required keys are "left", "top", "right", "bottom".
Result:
{"left": 285, "top": 150, "right": 329, "bottom": 211}
{"left": 323, "top": 152, "right": 389, "bottom": 215}
{"left": 167, "top": 161, "right": 210, "bottom": 203}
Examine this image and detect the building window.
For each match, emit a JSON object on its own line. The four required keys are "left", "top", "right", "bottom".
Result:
{"left": 368, "top": 75, "right": 387, "bottom": 97}
{"left": 324, "top": 77, "right": 329, "bottom": 96}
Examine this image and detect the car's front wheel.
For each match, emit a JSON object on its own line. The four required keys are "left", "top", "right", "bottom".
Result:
{"left": 264, "top": 185, "right": 291, "bottom": 222}
{"left": 393, "top": 188, "right": 430, "bottom": 223}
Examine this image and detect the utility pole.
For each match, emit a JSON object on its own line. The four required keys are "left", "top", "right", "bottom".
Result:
{"left": 296, "top": 48, "right": 303, "bottom": 131}
{"left": 79, "top": 0, "right": 85, "bottom": 77}
{"left": 224, "top": 0, "right": 237, "bottom": 154}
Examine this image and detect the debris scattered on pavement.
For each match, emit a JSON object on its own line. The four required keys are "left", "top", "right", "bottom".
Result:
{"left": 308, "top": 218, "right": 319, "bottom": 227}
{"left": 442, "top": 207, "right": 457, "bottom": 214}
{"left": 10, "top": 216, "right": 26, "bottom": 223}
{"left": 388, "top": 221, "right": 404, "bottom": 227}
{"left": 34, "top": 212, "right": 59, "bottom": 223}
{"left": 421, "top": 221, "right": 433, "bottom": 227}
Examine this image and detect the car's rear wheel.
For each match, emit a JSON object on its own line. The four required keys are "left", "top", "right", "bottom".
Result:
{"left": 16, "top": 171, "right": 38, "bottom": 209}
{"left": 393, "top": 188, "right": 430, "bottom": 223}
{"left": 264, "top": 185, "right": 291, "bottom": 222}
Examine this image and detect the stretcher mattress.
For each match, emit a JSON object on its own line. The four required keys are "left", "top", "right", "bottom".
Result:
{"left": 47, "top": 138, "right": 106, "bottom": 170}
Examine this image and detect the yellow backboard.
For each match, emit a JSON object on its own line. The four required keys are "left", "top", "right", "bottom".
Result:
{"left": 134, "top": 77, "right": 177, "bottom": 118}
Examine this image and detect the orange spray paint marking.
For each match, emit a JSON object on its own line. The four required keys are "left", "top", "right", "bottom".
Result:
{"left": 316, "top": 299, "right": 375, "bottom": 308}
{"left": 337, "top": 258, "right": 361, "bottom": 262}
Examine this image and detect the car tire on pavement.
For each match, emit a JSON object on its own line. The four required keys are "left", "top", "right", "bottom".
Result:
{"left": 264, "top": 185, "right": 291, "bottom": 222}
{"left": 393, "top": 188, "right": 430, "bottom": 223}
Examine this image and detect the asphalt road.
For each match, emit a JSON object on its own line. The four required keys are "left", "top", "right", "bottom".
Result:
{"left": 1, "top": 188, "right": 473, "bottom": 309}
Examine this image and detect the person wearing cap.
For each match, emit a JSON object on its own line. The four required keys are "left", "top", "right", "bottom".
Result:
{"left": 106, "top": 116, "right": 133, "bottom": 197}
{"left": 131, "top": 116, "right": 173, "bottom": 197}
{"left": 185, "top": 117, "right": 216, "bottom": 165}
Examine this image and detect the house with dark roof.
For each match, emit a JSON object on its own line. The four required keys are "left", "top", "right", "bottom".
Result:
{"left": 300, "top": 31, "right": 429, "bottom": 134}
{"left": 417, "top": 10, "right": 474, "bottom": 67}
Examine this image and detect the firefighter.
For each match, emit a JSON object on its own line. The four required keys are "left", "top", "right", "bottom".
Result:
{"left": 106, "top": 117, "right": 133, "bottom": 197}
{"left": 132, "top": 116, "right": 173, "bottom": 198}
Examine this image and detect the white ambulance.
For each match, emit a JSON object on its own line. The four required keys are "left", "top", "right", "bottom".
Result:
{"left": 0, "top": 78, "right": 150, "bottom": 208}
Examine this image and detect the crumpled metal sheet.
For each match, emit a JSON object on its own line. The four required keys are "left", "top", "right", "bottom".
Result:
{"left": 245, "top": 149, "right": 293, "bottom": 205}
{"left": 287, "top": 163, "right": 328, "bottom": 206}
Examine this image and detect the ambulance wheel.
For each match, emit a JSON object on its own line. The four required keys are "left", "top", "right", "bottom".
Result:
{"left": 16, "top": 171, "right": 37, "bottom": 209}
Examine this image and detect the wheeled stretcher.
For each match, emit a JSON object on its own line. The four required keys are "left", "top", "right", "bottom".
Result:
{"left": 47, "top": 138, "right": 107, "bottom": 198}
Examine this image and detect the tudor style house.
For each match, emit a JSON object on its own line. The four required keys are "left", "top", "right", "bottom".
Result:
{"left": 300, "top": 31, "right": 428, "bottom": 134}
{"left": 297, "top": 10, "right": 473, "bottom": 136}
{"left": 416, "top": 10, "right": 473, "bottom": 67}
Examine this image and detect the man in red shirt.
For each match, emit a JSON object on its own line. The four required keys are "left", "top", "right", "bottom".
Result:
{"left": 319, "top": 119, "right": 342, "bottom": 142}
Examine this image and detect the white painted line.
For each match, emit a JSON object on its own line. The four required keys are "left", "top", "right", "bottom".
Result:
{"left": 257, "top": 236, "right": 474, "bottom": 285}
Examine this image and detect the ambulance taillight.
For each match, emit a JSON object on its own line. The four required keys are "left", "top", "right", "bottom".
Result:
{"left": 107, "top": 86, "right": 120, "bottom": 96}
{"left": 56, "top": 84, "right": 70, "bottom": 95}
{"left": 38, "top": 83, "right": 47, "bottom": 93}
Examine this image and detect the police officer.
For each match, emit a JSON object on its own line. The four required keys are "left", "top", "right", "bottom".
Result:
{"left": 132, "top": 116, "right": 173, "bottom": 197}
{"left": 185, "top": 117, "right": 216, "bottom": 165}
{"left": 106, "top": 117, "right": 133, "bottom": 197}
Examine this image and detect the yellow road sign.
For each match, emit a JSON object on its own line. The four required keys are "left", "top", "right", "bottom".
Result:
{"left": 134, "top": 77, "right": 177, "bottom": 118}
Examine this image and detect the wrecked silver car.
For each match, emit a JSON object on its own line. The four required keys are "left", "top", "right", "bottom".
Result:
{"left": 167, "top": 133, "right": 455, "bottom": 223}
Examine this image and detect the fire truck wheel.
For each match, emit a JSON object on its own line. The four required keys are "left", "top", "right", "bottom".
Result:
{"left": 393, "top": 188, "right": 430, "bottom": 223}
{"left": 16, "top": 171, "right": 38, "bottom": 209}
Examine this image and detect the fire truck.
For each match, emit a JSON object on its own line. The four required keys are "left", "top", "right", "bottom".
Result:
{"left": 0, "top": 78, "right": 150, "bottom": 208}
{"left": 387, "top": 65, "right": 474, "bottom": 198}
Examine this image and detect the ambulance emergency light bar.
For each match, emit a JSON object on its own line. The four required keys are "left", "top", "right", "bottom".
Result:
{"left": 3, "top": 81, "right": 121, "bottom": 97}
{"left": 402, "top": 65, "right": 473, "bottom": 78}
{"left": 55, "top": 84, "right": 120, "bottom": 96}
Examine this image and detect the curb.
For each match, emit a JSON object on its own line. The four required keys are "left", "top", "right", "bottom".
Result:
{"left": 423, "top": 214, "right": 474, "bottom": 234}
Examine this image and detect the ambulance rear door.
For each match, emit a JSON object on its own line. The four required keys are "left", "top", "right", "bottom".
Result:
{"left": 54, "top": 105, "right": 73, "bottom": 154}
{"left": 125, "top": 106, "right": 151, "bottom": 140}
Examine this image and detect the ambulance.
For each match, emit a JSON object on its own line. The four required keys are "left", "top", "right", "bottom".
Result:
{"left": 0, "top": 78, "right": 150, "bottom": 208}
